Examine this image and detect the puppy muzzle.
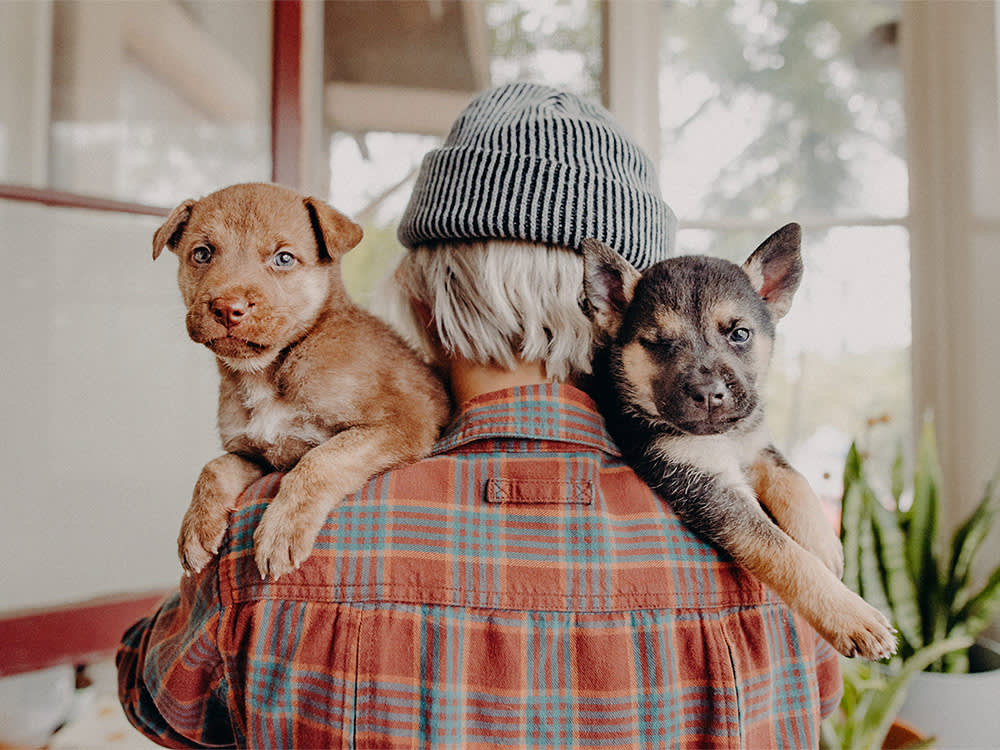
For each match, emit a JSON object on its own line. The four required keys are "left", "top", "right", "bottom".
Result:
{"left": 657, "top": 370, "right": 755, "bottom": 435}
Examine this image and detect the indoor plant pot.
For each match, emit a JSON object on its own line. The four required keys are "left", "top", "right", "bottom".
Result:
{"left": 895, "top": 638, "right": 1000, "bottom": 748}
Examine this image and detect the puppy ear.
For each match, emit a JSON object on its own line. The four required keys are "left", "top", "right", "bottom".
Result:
{"left": 742, "top": 222, "right": 803, "bottom": 321}
{"left": 303, "top": 197, "right": 363, "bottom": 261}
{"left": 581, "top": 238, "right": 641, "bottom": 339}
{"left": 152, "top": 199, "right": 196, "bottom": 260}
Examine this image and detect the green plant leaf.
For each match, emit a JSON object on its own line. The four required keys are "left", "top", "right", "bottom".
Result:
{"left": 859, "top": 506, "right": 891, "bottom": 617}
{"left": 843, "top": 441, "right": 864, "bottom": 486}
{"left": 939, "top": 647, "right": 970, "bottom": 674}
{"left": 951, "top": 564, "right": 1000, "bottom": 647}
{"left": 890, "top": 441, "right": 906, "bottom": 505}
{"left": 907, "top": 417, "right": 942, "bottom": 645}
{"left": 868, "top": 489, "right": 922, "bottom": 651}
{"left": 840, "top": 444, "right": 866, "bottom": 595}
{"left": 945, "top": 474, "right": 1000, "bottom": 616}
{"left": 819, "top": 718, "right": 840, "bottom": 750}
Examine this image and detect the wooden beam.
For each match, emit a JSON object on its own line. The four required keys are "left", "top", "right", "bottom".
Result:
{"left": 325, "top": 82, "right": 472, "bottom": 136}
{"left": 120, "top": 1, "right": 259, "bottom": 122}
{"left": 0, "top": 184, "right": 167, "bottom": 216}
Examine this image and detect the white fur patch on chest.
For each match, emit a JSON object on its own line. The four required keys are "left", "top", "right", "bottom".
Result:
{"left": 651, "top": 425, "right": 770, "bottom": 492}
{"left": 236, "top": 373, "right": 326, "bottom": 447}
{"left": 243, "top": 398, "right": 298, "bottom": 445}
{"left": 239, "top": 373, "right": 277, "bottom": 410}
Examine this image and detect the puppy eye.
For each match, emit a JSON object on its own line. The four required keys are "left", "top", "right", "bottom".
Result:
{"left": 272, "top": 250, "right": 297, "bottom": 269}
{"left": 191, "top": 246, "right": 213, "bottom": 265}
{"left": 729, "top": 327, "right": 752, "bottom": 344}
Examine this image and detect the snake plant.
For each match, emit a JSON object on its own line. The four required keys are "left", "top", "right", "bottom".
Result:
{"left": 840, "top": 417, "right": 1000, "bottom": 672}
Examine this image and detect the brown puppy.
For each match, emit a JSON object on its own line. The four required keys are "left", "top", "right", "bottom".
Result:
{"left": 153, "top": 183, "right": 450, "bottom": 580}
{"left": 583, "top": 224, "right": 896, "bottom": 660}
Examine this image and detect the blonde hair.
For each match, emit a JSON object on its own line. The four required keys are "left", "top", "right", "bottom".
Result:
{"left": 377, "top": 241, "right": 593, "bottom": 382}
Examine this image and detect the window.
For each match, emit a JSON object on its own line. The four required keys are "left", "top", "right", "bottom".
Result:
{"left": 0, "top": 0, "right": 275, "bottom": 611}
{"left": 1, "top": 0, "right": 272, "bottom": 207}
{"left": 326, "top": 0, "right": 602, "bottom": 303}
{"left": 658, "top": 0, "right": 909, "bottom": 505}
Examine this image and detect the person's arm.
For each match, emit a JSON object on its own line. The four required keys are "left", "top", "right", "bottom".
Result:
{"left": 117, "top": 559, "right": 235, "bottom": 749}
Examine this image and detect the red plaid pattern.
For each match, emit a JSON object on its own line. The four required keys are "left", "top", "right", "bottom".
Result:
{"left": 118, "top": 384, "right": 841, "bottom": 748}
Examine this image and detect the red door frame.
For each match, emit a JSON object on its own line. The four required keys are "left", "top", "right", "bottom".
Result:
{"left": 271, "top": 0, "right": 303, "bottom": 188}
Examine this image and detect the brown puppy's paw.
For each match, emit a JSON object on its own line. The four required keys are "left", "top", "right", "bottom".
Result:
{"left": 177, "top": 502, "right": 229, "bottom": 574}
{"left": 253, "top": 494, "right": 324, "bottom": 580}
{"left": 827, "top": 593, "right": 897, "bottom": 661}
{"left": 179, "top": 454, "right": 261, "bottom": 573}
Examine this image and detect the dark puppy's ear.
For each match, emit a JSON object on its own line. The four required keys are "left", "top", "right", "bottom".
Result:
{"left": 303, "top": 197, "right": 363, "bottom": 261}
{"left": 580, "top": 238, "right": 641, "bottom": 339}
{"left": 742, "top": 222, "right": 803, "bottom": 321}
{"left": 152, "top": 199, "right": 196, "bottom": 260}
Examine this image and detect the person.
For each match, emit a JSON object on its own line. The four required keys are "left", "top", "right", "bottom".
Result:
{"left": 117, "top": 82, "right": 841, "bottom": 749}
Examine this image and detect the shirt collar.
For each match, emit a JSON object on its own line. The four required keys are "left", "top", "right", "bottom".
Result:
{"left": 432, "top": 382, "right": 621, "bottom": 457}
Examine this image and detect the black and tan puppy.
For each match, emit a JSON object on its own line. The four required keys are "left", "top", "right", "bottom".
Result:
{"left": 582, "top": 224, "right": 896, "bottom": 660}
{"left": 153, "top": 183, "right": 450, "bottom": 580}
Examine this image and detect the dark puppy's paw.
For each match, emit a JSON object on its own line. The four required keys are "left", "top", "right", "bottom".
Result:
{"left": 830, "top": 593, "right": 897, "bottom": 661}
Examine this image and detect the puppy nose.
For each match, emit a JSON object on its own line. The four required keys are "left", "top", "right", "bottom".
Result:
{"left": 209, "top": 295, "right": 252, "bottom": 329}
{"left": 685, "top": 379, "right": 728, "bottom": 409}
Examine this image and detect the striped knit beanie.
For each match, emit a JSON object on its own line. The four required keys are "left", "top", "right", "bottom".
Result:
{"left": 397, "top": 82, "right": 676, "bottom": 270}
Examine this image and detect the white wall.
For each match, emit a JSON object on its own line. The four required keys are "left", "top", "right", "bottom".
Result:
{"left": 0, "top": 200, "right": 220, "bottom": 611}
{"left": 0, "top": 1, "right": 51, "bottom": 184}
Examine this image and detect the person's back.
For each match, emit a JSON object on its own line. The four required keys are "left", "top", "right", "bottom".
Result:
{"left": 119, "top": 382, "right": 840, "bottom": 748}
{"left": 118, "top": 82, "right": 841, "bottom": 749}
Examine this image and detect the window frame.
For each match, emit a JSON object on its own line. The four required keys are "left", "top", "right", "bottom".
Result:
{"left": 0, "top": 0, "right": 303, "bottom": 652}
{"left": 0, "top": 0, "right": 299, "bottom": 216}
{"left": 607, "top": 1, "right": 1000, "bottom": 541}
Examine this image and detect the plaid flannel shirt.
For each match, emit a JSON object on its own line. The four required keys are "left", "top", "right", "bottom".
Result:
{"left": 118, "top": 383, "right": 841, "bottom": 749}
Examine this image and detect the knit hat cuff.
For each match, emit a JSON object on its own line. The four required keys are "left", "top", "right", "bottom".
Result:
{"left": 399, "top": 145, "right": 676, "bottom": 270}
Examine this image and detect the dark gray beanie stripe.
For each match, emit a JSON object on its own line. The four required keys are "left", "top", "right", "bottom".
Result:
{"left": 398, "top": 82, "right": 676, "bottom": 270}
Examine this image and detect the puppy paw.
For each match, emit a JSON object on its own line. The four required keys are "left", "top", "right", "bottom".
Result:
{"left": 827, "top": 593, "right": 897, "bottom": 661}
{"left": 178, "top": 503, "right": 229, "bottom": 574}
{"left": 179, "top": 454, "right": 260, "bottom": 573}
{"left": 253, "top": 494, "right": 324, "bottom": 580}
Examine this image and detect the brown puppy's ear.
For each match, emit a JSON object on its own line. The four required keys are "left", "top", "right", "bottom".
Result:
{"left": 742, "top": 222, "right": 803, "bottom": 321}
{"left": 581, "top": 238, "right": 641, "bottom": 340}
{"left": 152, "top": 199, "right": 196, "bottom": 260}
{"left": 303, "top": 197, "right": 363, "bottom": 261}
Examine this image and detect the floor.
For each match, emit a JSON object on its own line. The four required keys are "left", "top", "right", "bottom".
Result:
{"left": 0, "top": 660, "right": 159, "bottom": 750}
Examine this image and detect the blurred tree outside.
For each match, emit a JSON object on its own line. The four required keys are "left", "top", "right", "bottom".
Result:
{"left": 658, "top": 0, "right": 909, "bottom": 494}
{"left": 660, "top": 0, "right": 903, "bottom": 222}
